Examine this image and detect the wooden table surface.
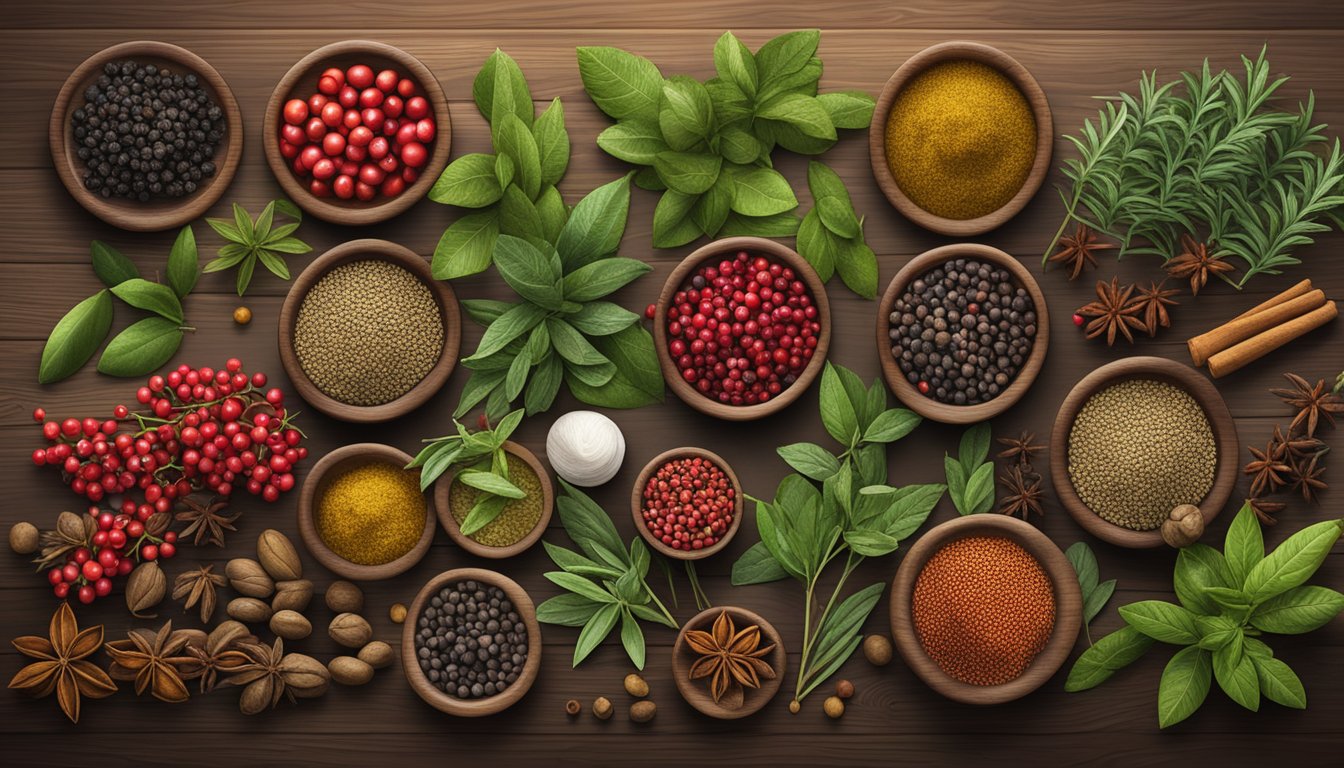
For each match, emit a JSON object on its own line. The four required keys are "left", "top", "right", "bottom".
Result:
{"left": 3, "top": 2, "right": 1342, "bottom": 765}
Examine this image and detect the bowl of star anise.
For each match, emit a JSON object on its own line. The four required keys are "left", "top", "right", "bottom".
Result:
{"left": 671, "top": 606, "right": 785, "bottom": 719}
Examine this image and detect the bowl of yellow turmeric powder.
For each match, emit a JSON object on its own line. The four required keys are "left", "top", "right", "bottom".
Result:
{"left": 869, "top": 41, "right": 1053, "bottom": 236}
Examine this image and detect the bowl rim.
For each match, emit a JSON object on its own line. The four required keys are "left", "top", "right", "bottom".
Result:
{"left": 401, "top": 567, "right": 543, "bottom": 717}
{"left": 629, "top": 446, "right": 743, "bottom": 561}
{"left": 433, "top": 440, "right": 555, "bottom": 559}
{"left": 671, "top": 605, "right": 787, "bottom": 719}
{"left": 1049, "top": 356, "right": 1240, "bottom": 548}
{"left": 875, "top": 243, "right": 1050, "bottom": 424}
{"left": 277, "top": 238, "right": 461, "bottom": 423}
{"left": 654, "top": 236, "right": 831, "bottom": 421}
{"left": 262, "top": 39, "right": 452, "bottom": 225}
{"left": 890, "top": 514, "right": 1082, "bottom": 705}
{"left": 295, "top": 442, "right": 436, "bottom": 581}
{"left": 867, "top": 40, "right": 1054, "bottom": 237}
{"left": 49, "top": 40, "right": 243, "bottom": 232}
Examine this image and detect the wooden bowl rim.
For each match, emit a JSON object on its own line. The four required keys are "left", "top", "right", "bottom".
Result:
{"left": 433, "top": 440, "right": 555, "bottom": 560}
{"left": 295, "top": 442, "right": 436, "bottom": 581}
{"left": 890, "top": 514, "right": 1082, "bottom": 705}
{"left": 277, "top": 238, "right": 461, "bottom": 423}
{"left": 629, "top": 446, "right": 744, "bottom": 561}
{"left": 262, "top": 39, "right": 452, "bottom": 225}
{"left": 875, "top": 243, "right": 1049, "bottom": 424}
{"left": 653, "top": 236, "right": 832, "bottom": 421}
{"left": 1048, "top": 356, "right": 1240, "bottom": 549}
{"left": 867, "top": 40, "right": 1054, "bottom": 236}
{"left": 671, "top": 605, "right": 787, "bottom": 719}
{"left": 401, "top": 567, "right": 543, "bottom": 717}
{"left": 49, "top": 40, "right": 243, "bottom": 232}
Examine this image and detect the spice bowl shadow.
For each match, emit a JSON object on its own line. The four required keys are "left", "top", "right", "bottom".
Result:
{"left": 296, "top": 442, "right": 435, "bottom": 581}
{"left": 671, "top": 606, "right": 786, "bottom": 719}
{"left": 653, "top": 236, "right": 832, "bottom": 421}
{"left": 890, "top": 515, "right": 1081, "bottom": 705}
{"left": 1049, "top": 356, "right": 1239, "bottom": 549}
{"left": 868, "top": 40, "right": 1053, "bottom": 237}
{"left": 433, "top": 440, "right": 554, "bottom": 559}
{"left": 49, "top": 40, "right": 243, "bottom": 232}
{"left": 263, "top": 40, "right": 451, "bottom": 225}
{"left": 402, "top": 567, "right": 542, "bottom": 717}
{"left": 277, "top": 238, "right": 461, "bottom": 423}
{"left": 629, "top": 447, "right": 743, "bottom": 561}
{"left": 876, "top": 243, "right": 1049, "bottom": 424}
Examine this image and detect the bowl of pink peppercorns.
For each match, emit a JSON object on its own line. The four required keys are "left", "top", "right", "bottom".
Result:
{"left": 264, "top": 40, "right": 450, "bottom": 225}
{"left": 654, "top": 236, "right": 831, "bottom": 420}
{"left": 631, "top": 447, "right": 742, "bottom": 560}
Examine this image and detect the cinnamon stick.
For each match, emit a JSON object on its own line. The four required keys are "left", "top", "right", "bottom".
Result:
{"left": 1188, "top": 289, "right": 1327, "bottom": 366}
{"left": 1230, "top": 279, "right": 1314, "bottom": 323}
{"left": 1207, "top": 301, "right": 1338, "bottom": 378}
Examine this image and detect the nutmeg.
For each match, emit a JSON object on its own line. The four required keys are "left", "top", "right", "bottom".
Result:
{"left": 257, "top": 529, "right": 303, "bottom": 581}
{"left": 226, "top": 558, "right": 274, "bottom": 598}
{"left": 329, "top": 613, "right": 373, "bottom": 648}
{"left": 227, "top": 597, "right": 273, "bottom": 624}
{"left": 272, "top": 579, "right": 314, "bottom": 613}
{"left": 9, "top": 521, "right": 39, "bottom": 554}
{"left": 1161, "top": 504, "right": 1205, "bottom": 548}
{"left": 592, "top": 696, "right": 613, "bottom": 720}
{"left": 270, "top": 609, "right": 312, "bottom": 640}
{"left": 623, "top": 673, "right": 649, "bottom": 698}
{"left": 836, "top": 679, "right": 855, "bottom": 699}
{"left": 325, "top": 580, "right": 364, "bottom": 613}
{"left": 629, "top": 700, "right": 657, "bottom": 723}
{"left": 357, "top": 640, "right": 394, "bottom": 669}
{"left": 863, "top": 633, "right": 893, "bottom": 666}
{"left": 328, "top": 656, "right": 375, "bottom": 686}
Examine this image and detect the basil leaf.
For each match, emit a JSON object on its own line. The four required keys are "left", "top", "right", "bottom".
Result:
{"left": 1157, "top": 646, "right": 1212, "bottom": 728}
{"left": 532, "top": 98, "right": 570, "bottom": 187}
{"left": 495, "top": 152, "right": 516, "bottom": 189}
{"left": 816, "top": 91, "right": 877, "bottom": 129}
{"left": 525, "top": 353, "right": 563, "bottom": 415}
{"left": 453, "top": 369, "right": 505, "bottom": 418}
{"left": 544, "top": 541, "right": 622, "bottom": 579}
{"left": 493, "top": 235, "right": 562, "bottom": 309}
{"left": 730, "top": 541, "right": 789, "bottom": 585}
{"left": 90, "top": 241, "right": 139, "bottom": 288}
{"left": 758, "top": 116, "right": 834, "bottom": 155}
{"left": 796, "top": 209, "right": 837, "bottom": 281}
{"left": 565, "top": 359, "right": 616, "bottom": 388}
{"left": 705, "top": 78, "right": 753, "bottom": 125}
{"left": 1224, "top": 503, "right": 1265, "bottom": 587}
{"left": 691, "top": 175, "right": 732, "bottom": 236}
{"left": 1202, "top": 586, "right": 1252, "bottom": 622}
{"left": 776, "top": 443, "right": 840, "bottom": 481}
{"left": 495, "top": 114, "right": 542, "bottom": 200}
{"left": 459, "top": 494, "right": 509, "bottom": 536}
{"left": 718, "top": 211, "right": 800, "bottom": 238}
{"left": 800, "top": 581, "right": 883, "bottom": 697}
{"left": 573, "top": 602, "right": 621, "bottom": 667}
{"left": 843, "top": 530, "right": 899, "bottom": 558}
{"left": 713, "top": 31, "right": 758, "bottom": 99}
{"left": 757, "top": 93, "right": 836, "bottom": 140}
{"left": 474, "top": 49, "right": 533, "bottom": 128}
{"left": 1249, "top": 585, "right": 1344, "bottom": 634}
{"left": 757, "top": 57, "right": 823, "bottom": 105}
{"left": 1242, "top": 518, "right": 1342, "bottom": 605}
{"left": 576, "top": 46, "right": 663, "bottom": 123}
{"left": 653, "top": 151, "right": 721, "bottom": 195}
{"left": 97, "top": 317, "right": 182, "bottom": 377}
{"left": 659, "top": 75, "right": 715, "bottom": 149}
{"left": 547, "top": 318, "right": 607, "bottom": 366}
{"left": 38, "top": 290, "right": 114, "bottom": 384}
{"left": 729, "top": 167, "right": 798, "bottom": 216}
{"left": 1252, "top": 655, "right": 1307, "bottom": 709}
{"left": 429, "top": 153, "right": 502, "bottom": 207}
{"left": 534, "top": 185, "right": 567, "bottom": 245}
{"left": 567, "top": 302, "right": 639, "bottom": 337}
{"left": 944, "top": 457, "right": 968, "bottom": 515}
{"left": 620, "top": 608, "right": 646, "bottom": 670}
{"left": 457, "top": 469, "right": 526, "bottom": 499}
{"left": 961, "top": 461, "right": 995, "bottom": 515}
{"left": 1213, "top": 641, "right": 1260, "bottom": 712}
{"left": 959, "top": 423, "right": 992, "bottom": 472}
{"left": 634, "top": 166, "right": 666, "bottom": 191}
{"left": 1065, "top": 625, "right": 1154, "bottom": 692}
{"left": 652, "top": 189, "right": 701, "bottom": 248}
{"left": 1085, "top": 579, "right": 1118, "bottom": 624}
{"left": 1194, "top": 614, "right": 1241, "bottom": 650}
{"left": 461, "top": 298, "right": 514, "bottom": 325}
{"left": 469, "top": 302, "right": 547, "bottom": 359}
{"left": 1175, "top": 543, "right": 1231, "bottom": 615}
{"left": 562, "top": 257, "right": 651, "bottom": 302}
{"left": 546, "top": 571, "right": 618, "bottom": 606}
{"left": 556, "top": 174, "right": 633, "bottom": 270}
{"left": 566, "top": 325, "right": 663, "bottom": 409}
{"left": 432, "top": 212, "right": 499, "bottom": 280}
{"left": 818, "top": 363, "right": 859, "bottom": 445}
{"left": 717, "top": 125, "right": 760, "bottom": 165}
{"left": 536, "top": 592, "right": 602, "bottom": 627}
{"left": 1118, "top": 600, "right": 1201, "bottom": 644}
{"left": 863, "top": 407, "right": 921, "bottom": 443}
{"left": 110, "top": 278, "right": 184, "bottom": 324}
{"left": 597, "top": 120, "right": 667, "bottom": 165}
{"left": 815, "top": 197, "right": 861, "bottom": 241}
{"left": 754, "top": 29, "right": 820, "bottom": 82}
{"left": 1066, "top": 541, "right": 1101, "bottom": 595}
{"left": 255, "top": 250, "right": 290, "bottom": 280}
{"left": 166, "top": 226, "right": 199, "bottom": 298}
{"left": 876, "top": 483, "right": 944, "bottom": 541}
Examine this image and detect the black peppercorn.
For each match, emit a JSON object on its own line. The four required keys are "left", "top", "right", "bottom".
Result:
{"left": 414, "top": 580, "right": 528, "bottom": 700}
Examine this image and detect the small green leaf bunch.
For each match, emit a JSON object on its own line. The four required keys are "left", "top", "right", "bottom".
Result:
{"left": 429, "top": 50, "right": 570, "bottom": 279}
{"left": 536, "top": 482, "right": 678, "bottom": 669}
{"left": 1067, "top": 503, "right": 1344, "bottom": 728}
{"left": 943, "top": 423, "right": 995, "bottom": 516}
{"left": 204, "top": 200, "right": 310, "bottom": 295}
{"left": 39, "top": 228, "right": 200, "bottom": 383}
{"left": 795, "top": 161, "right": 878, "bottom": 298}
{"left": 406, "top": 410, "right": 526, "bottom": 536}
{"left": 1065, "top": 541, "right": 1118, "bottom": 644}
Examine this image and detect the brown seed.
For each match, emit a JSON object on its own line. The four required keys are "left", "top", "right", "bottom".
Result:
{"left": 270, "top": 609, "right": 312, "bottom": 640}
{"left": 227, "top": 597, "right": 273, "bottom": 624}
{"left": 226, "top": 558, "right": 274, "bottom": 598}
{"left": 329, "top": 613, "right": 373, "bottom": 648}
{"left": 124, "top": 561, "right": 166, "bottom": 618}
{"left": 565, "top": 698, "right": 582, "bottom": 716}
{"left": 623, "top": 673, "right": 649, "bottom": 698}
{"left": 281, "top": 653, "right": 330, "bottom": 696}
{"left": 233, "top": 306, "right": 252, "bottom": 325}
{"left": 357, "top": 640, "right": 394, "bottom": 669}
{"left": 328, "top": 656, "right": 375, "bottom": 686}
{"left": 389, "top": 602, "right": 408, "bottom": 624}
{"left": 592, "top": 696, "right": 613, "bottom": 720}
{"left": 257, "top": 529, "right": 303, "bottom": 581}
{"left": 788, "top": 699, "right": 801, "bottom": 714}
{"left": 8, "top": 521, "right": 39, "bottom": 554}
{"left": 863, "top": 634, "right": 894, "bottom": 666}
{"left": 836, "top": 679, "right": 855, "bottom": 699}
{"left": 1162, "top": 504, "right": 1205, "bottom": 548}
{"left": 629, "top": 700, "right": 657, "bottom": 723}
{"left": 272, "top": 579, "right": 314, "bottom": 613}
{"left": 824, "top": 695, "right": 845, "bottom": 719}
{"left": 325, "top": 580, "right": 364, "bottom": 613}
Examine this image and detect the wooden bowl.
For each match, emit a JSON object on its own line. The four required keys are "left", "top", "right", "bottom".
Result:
{"left": 890, "top": 514, "right": 1081, "bottom": 705}
{"left": 876, "top": 243, "right": 1049, "bottom": 424}
{"left": 263, "top": 40, "right": 451, "bottom": 225}
{"left": 868, "top": 41, "right": 1053, "bottom": 236}
{"left": 296, "top": 443, "right": 435, "bottom": 581}
{"left": 433, "top": 441, "right": 554, "bottom": 559}
{"left": 630, "top": 447, "right": 743, "bottom": 561}
{"left": 1049, "top": 356, "right": 1239, "bottom": 549}
{"left": 402, "top": 568, "right": 542, "bottom": 717}
{"left": 49, "top": 41, "right": 243, "bottom": 232}
{"left": 654, "top": 237, "right": 831, "bottom": 421}
{"left": 277, "top": 238, "right": 461, "bottom": 423}
{"left": 672, "top": 606, "right": 786, "bottom": 719}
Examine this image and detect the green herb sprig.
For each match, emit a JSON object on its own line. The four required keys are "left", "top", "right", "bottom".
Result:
{"left": 796, "top": 161, "right": 878, "bottom": 298}
{"left": 944, "top": 423, "right": 995, "bottom": 516}
{"left": 1066, "top": 503, "right": 1344, "bottom": 728}
{"left": 407, "top": 410, "right": 527, "bottom": 535}
{"left": 1066, "top": 541, "right": 1118, "bottom": 644}
{"left": 204, "top": 200, "right": 309, "bottom": 295}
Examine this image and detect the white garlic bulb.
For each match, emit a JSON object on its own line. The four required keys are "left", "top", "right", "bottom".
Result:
{"left": 545, "top": 411, "right": 625, "bottom": 487}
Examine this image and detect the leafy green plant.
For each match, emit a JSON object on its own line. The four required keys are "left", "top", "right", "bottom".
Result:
{"left": 796, "top": 161, "right": 878, "bottom": 298}
{"left": 428, "top": 50, "right": 570, "bottom": 280}
{"left": 406, "top": 410, "right": 528, "bottom": 535}
{"left": 1066, "top": 541, "right": 1118, "bottom": 644}
{"left": 204, "top": 200, "right": 309, "bottom": 295}
{"left": 733, "top": 362, "right": 944, "bottom": 704}
{"left": 536, "top": 481, "right": 678, "bottom": 669}
{"left": 1066, "top": 503, "right": 1344, "bottom": 728}
{"left": 944, "top": 423, "right": 994, "bottom": 516}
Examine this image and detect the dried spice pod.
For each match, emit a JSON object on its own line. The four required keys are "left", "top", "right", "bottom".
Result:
{"left": 32, "top": 510, "right": 93, "bottom": 571}
{"left": 8, "top": 602, "right": 116, "bottom": 723}
{"left": 325, "top": 580, "right": 364, "bottom": 613}
{"left": 272, "top": 579, "right": 314, "bottom": 613}
{"left": 227, "top": 597, "right": 273, "bottom": 624}
{"left": 357, "top": 640, "right": 394, "bottom": 669}
{"left": 257, "top": 529, "right": 303, "bottom": 581}
{"left": 226, "top": 558, "right": 275, "bottom": 598}
{"left": 104, "top": 621, "right": 200, "bottom": 704}
{"left": 329, "top": 656, "right": 375, "bottom": 686}
{"left": 270, "top": 610, "right": 312, "bottom": 641}
{"left": 280, "top": 653, "right": 330, "bottom": 697}
{"left": 173, "top": 565, "right": 228, "bottom": 623}
{"left": 188, "top": 621, "right": 254, "bottom": 694}
{"left": 125, "top": 561, "right": 167, "bottom": 618}
{"left": 329, "top": 613, "right": 373, "bottom": 648}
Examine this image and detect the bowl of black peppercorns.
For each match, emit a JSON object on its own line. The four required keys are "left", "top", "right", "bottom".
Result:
{"left": 49, "top": 41, "right": 243, "bottom": 232}
{"left": 876, "top": 243, "right": 1049, "bottom": 424}
{"left": 402, "top": 568, "right": 542, "bottom": 717}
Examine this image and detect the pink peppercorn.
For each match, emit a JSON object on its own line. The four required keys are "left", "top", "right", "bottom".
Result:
{"left": 641, "top": 456, "right": 735, "bottom": 550}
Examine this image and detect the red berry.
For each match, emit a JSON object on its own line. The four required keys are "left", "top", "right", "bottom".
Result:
{"left": 159, "top": 542, "right": 176, "bottom": 559}
{"left": 283, "top": 98, "right": 309, "bottom": 125}
{"left": 32, "top": 407, "right": 45, "bottom": 422}
{"left": 77, "top": 585, "right": 96, "bottom": 604}
{"left": 918, "top": 381, "right": 931, "bottom": 395}
{"left": 1072, "top": 313, "right": 1085, "bottom": 327}
{"left": 347, "top": 64, "right": 374, "bottom": 89}
{"left": 141, "top": 544, "right": 159, "bottom": 561}
{"left": 61, "top": 418, "right": 80, "bottom": 437}
{"left": 53, "top": 583, "right": 70, "bottom": 599}
{"left": 645, "top": 304, "right": 657, "bottom": 319}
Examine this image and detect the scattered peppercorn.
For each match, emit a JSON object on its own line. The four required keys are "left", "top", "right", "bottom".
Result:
{"left": 565, "top": 698, "right": 582, "bottom": 716}
{"left": 835, "top": 679, "right": 854, "bottom": 699}
{"left": 448, "top": 453, "right": 543, "bottom": 547}
{"left": 593, "top": 696, "right": 613, "bottom": 720}
{"left": 414, "top": 580, "right": 527, "bottom": 700}
{"left": 640, "top": 455, "right": 735, "bottom": 552}
{"left": 233, "top": 306, "right": 252, "bottom": 325}
{"left": 624, "top": 673, "right": 649, "bottom": 698}
{"left": 389, "top": 602, "right": 408, "bottom": 624}
{"left": 9, "top": 521, "right": 39, "bottom": 555}
{"left": 823, "top": 695, "right": 845, "bottom": 719}
{"left": 315, "top": 459, "right": 425, "bottom": 565}
{"left": 863, "top": 634, "right": 893, "bottom": 666}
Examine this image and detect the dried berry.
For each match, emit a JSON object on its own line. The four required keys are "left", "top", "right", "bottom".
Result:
{"left": 836, "top": 679, "right": 854, "bottom": 699}
{"left": 233, "top": 306, "right": 252, "bottom": 325}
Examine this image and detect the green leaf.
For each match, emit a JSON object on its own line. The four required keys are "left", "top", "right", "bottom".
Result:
{"left": 429, "top": 153, "right": 502, "bottom": 208}
{"left": 564, "top": 359, "right": 616, "bottom": 388}
{"left": 1202, "top": 587, "right": 1252, "bottom": 621}
{"left": 815, "top": 196, "right": 860, "bottom": 239}
{"left": 165, "top": 227, "right": 200, "bottom": 299}
{"left": 38, "top": 290, "right": 114, "bottom": 384}
{"left": 713, "top": 31, "right": 758, "bottom": 99}
{"left": 818, "top": 363, "right": 859, "bottom": 445}
{"left": 596, "top": 120, "right": 666, "bottom": 166}
{"left": 231, "top": 203, "right": 254, "bottom": 244}
{"left": 834, "top": 239, "right": 878, "bottom": 299}
{"left": 659, "top": 76, "right": 715, "bottom": 149}
{"left": 1085, "top": 580, "right": 1118, "bottom": 624}
{"left": 457, "top": 469, "right": 526, "bottom": 499}
{"left": 432, "top": 212, "right": 499, "bottom": 280}
{"left": 577, "top": 46, "right": 664, "bottom": 122}
{"left": 692, "top": 174, "right": 732, "bottom": 236}
{"left": 1224, "top": 503, "right": 1265, "bottom": 587}
{"left": 816, "top": 91, "right": 876, "bottom": 129}
{"left": 562, "top": 257, "right": 651, "bottom": 303}
{"left": 705, "top": 78, "right": 752, "bottom": 125}
{"left": 1175, "top": 544, "right": 1231, "bottom": 615}
{"left": 546, "top": 571, "right": 618, "bottom": 606}
{"left": 1119, "top": 600, "right": 1202, "bottom": 644}
{"left": 1250, "top": 585, "right": 1344, "bottom": 634}
{"left": 958, "top": 422, "right": 991, "bottom": 471}
{"left": 961, "top": 462, "right": 995, "bottom": 515}
{"left": 96, "top": 317, "right": 183, "bottom": 377}
{"left": 1066, "top": 542, "right": 1100, "bottom": 595}
{"left": 754, "top": 29, "right": 820, "bottom": 82}
{"left": 573, "top": 602, "right": 621, "bottom": 667}
{"left": 567, "top": 301, "right": 639, "bottom": 337}
{"left": 652, "top": 190, "right": 701, "bottom": 248}
{"left": 260, "top": 236, "right": 310, "bottom": 255}
{"left": 730, "top": 168, "right": 798, "bottom": 216}
{"left": 469, "top": 302, "right": 547, "bottom": 361}
{"left": 1195, "top": 614, "right": 1242, "bottom": 650}
{"left": 459, "top": 494, "right": 509, "bottom": 536}
{"left": 1065, "top": 625, "right": 1155, "bottom": 692}
{"left": 567, "top": 325, "right": 663, "bottom": 409}
{"left": 205, "top": 216, "right": 243, "bottom": 244}
{"left": 718, "top": 211, "right": 800, "bottom": 238}
{"left": 757, "top": 93, "right": 836, "bottom": 140}
{"left": 843, "top": 529, "right": 900, "bottom": 558}
{"left": 90, "top": 241, "right": 139, "bottom": 288}
{"left": 556, "top": 481, "right": 630, "bottom": 566}
{"left": 802, "top": 581, "right": 883, "bottom": 697}
{"left": 731, "top": 541, "right": 789, "bottom": 585}
{"left": 556, "top": 174, "right": 633, "bottom": 270}
{"left": 234, "top": 255, "right": 256, "bottom": 295}
{"left": 944, "top": 457, "right": 968, "bottom": 515}
{"left": 717, "top": 125, "right": 760, "bottom": 165}
{"left": 255, "top": 250, "right": 290, "bottom": 280}
{"left": 535, "top": 185, "right": 567, "bottom": 245}
{"left": 547, "top": 318, "right": 607, "bottom": 366}
{"left": 654, "top": 151, "right": 721, "bottom": 195}
{"left": 495, "top": 114, "right": 542, "bottom": 200}
{"left": 1213, "top": 642, "right": 1259, "bottom": 712}
{"left": 796, "top": 209, "right": 836, "bottom": 282}
{"left": 1157, "top": 646, "right": 1212, "bottom": 728}
{"left": 495, "top": 152, "right": 515, "bottom": 189}
{"left": 619, "top": 608, "right": 646, "bottom": 670}
{"left": 776, "top": 443, "right": 840, "bottom": 481}
{"left": 532, "top": 98, "right": 570, "bottom": 187}
{"left": 536, "top": 592, "right": 601, "bottom": 627}
{"left": 492, "top": 235, "right": 562, "bottom": 309}
{"left": 1242, "top": 519, "right": 1342, "bottom": 605}
{"left": 1253, "top": 655, "right": 1307, "bottom": 709}
{"left": 524, "top": 353, "right": 563, "bottom": 415}
{"left": 110, "top": 278, "right": 184, "bottom": 324}
{"left": 474, "top": 49, "right": 533, "bottom": 128}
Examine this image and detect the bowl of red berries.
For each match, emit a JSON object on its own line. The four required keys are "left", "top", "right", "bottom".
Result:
{"left": 654, "top": 237, "right": 831, "bottom": 420}
{"left": 264, "top": 40, "right": 450, "bottom": 225}
{"left": 630, "top": 447, "right": 742, "bottom": 560}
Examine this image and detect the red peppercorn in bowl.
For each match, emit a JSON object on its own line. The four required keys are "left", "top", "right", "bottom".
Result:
{"left": 630, "top": 447, "right": 743, "bottom": 560}
{"left": 654, "top": 237, "right": 831, "bottom": 421}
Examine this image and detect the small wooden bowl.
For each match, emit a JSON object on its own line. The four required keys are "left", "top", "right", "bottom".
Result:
{"left": 296, "top": 443, "right": 435, "bottom": 581}
{"left": 263, "top": 40, "right": 451, "bottom": 225}
{"left": 868, "top": 41, "right": 1053, "bottom": 236}
{"left": 891, "top": 514, "right": 1081, "bottom": 705}
{"left": 672, "top": 606, "right": 786, "bottom": 719}
{"left": 433, "top": 441, "right": 554, "bottom": 559}
{"left": 402, "top": 568, "right": 542, "bottom": 717}
{"left": 630, "top": 447, "right": 743, "bottom": 561}
{"left": 654, "top": 237, "right": 831, "bottom": 421}
{"left": 277, "top": 238, "right": 461, "bottom": 423}
{"left": 49, "top": 41, "right": 243, "bottom": 231}
{"left": 1050, "top": 356, "right": 1239, "bottom": 549}
{"left": 876, "top": 243, "right": 1049, "bottom": 424}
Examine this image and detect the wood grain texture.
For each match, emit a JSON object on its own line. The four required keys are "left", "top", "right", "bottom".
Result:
{"left": 1, "top": 3, "right": 1342, "bottom": 767}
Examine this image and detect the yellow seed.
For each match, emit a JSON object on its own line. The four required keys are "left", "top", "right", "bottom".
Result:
{"left": 233, "top": 306, "right": 252, "bottom": 325}
{"left": 389, "top": 603, "right": 407, "bottom": 624}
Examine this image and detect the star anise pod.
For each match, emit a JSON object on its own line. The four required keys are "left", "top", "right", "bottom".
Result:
{"left": 1270, "top": 373, "right": 1344, "bottom": 438}
{"left": 1269, "top": 424, "right": 1323, "bottom": 462}
{"left": 1129, "top": 279, "right": 1179, "bottom": 335}
{"left": 224, "top": 638, "right": 329, "bottom": 715}
{"left": 685, "top": 610, "right": 776, "bottom": 709}
{"left": 104, "top": 620, "right": 201, "bottom": 704}
{"left": 1244, "top": 439, "right": 1291, "bottom": 498}
{"left": 1287, "top": 452, "right": 1328, "bottom": 503}
{"left": 1049, "top": 223, "right": 1114, "bottom": 280}
{"left": 174, "top": 496, "right": 239, "bottom": 547}
{"left": 996, "top": 431, "right": 1044, "bottom": 466}
{"left": 1077, "top": 277, "right": 1146, "bottom": 345}
{"left": 173, "top": 564, "right": 228, "bottom": 623}
{"left": 31, "top": 510, "right": 95, "bottom": 571}
{"left": 186, "top": 621, "right": 255, "bottom": 694}
{"left": 1247, "top": 496, "right": 1286, "bottom": 526}
{"left": 1165, "top": 234, "right": 1235, "bottom": 296}
{"left": 998, "top": 464, "right": 1044, "bottom": 519}
{"left": 7, "top": 602, "right": 117, "bottom": 723}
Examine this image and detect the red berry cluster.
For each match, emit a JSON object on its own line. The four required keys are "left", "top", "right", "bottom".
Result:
{"left": 279, "top": 63, "right": 435, "bottom": 201}
{"left": 45, "top": 506, "right": 179, "bottom": 604}
{"left": 665, "top": 251, "right": 821, "bottom": 406}
{"left": 640, "top": 456, "right": 735, "bottom": 551}
{"left": 30, "top": 359, "right": 306, "bottom": 507}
